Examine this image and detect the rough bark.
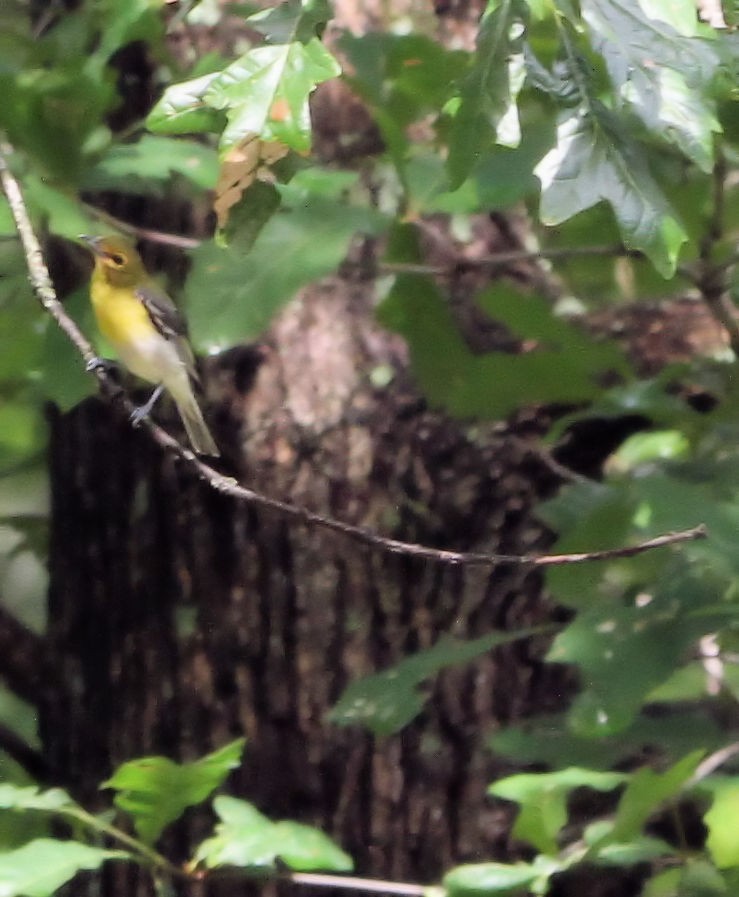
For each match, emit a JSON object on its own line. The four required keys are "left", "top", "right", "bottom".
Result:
{"left": 42, "top": 275, "right": 572, "bottom": 887}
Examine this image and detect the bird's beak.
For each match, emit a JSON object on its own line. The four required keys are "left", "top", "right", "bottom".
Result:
{"left": 79, "top": 235, "right": 105, "bottom": 257}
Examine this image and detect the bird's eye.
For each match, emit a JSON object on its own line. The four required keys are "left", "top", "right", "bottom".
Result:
{"left": 109, "top": 254, "right": 125, "bottom": 266}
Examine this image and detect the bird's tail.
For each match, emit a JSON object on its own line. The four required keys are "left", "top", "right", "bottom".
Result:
{"left": 172, "top": 387, "right": 220, "bottom": 457}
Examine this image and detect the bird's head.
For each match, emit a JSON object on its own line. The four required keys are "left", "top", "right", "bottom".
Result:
{"left": 80, "top": 235, "right": 146, "bottom": 287}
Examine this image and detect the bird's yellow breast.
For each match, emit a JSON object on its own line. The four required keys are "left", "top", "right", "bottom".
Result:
{"left": 89, "top": 271, "right": 157, "bottom": 349}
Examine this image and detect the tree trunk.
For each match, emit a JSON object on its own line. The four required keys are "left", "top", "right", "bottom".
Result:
{"left": 41, "top": 275, "right": 570, "bottom": 888}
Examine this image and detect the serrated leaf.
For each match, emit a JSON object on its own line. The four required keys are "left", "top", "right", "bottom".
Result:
{"left": 330, "top": 627, "right": 549, "bottom": 737}
{"left": 103, "top": 738, "right": 245, "bottom": 844}
{"left": 146, "top": 73, "right": 226, "bottom": 135}
{"left": 194, "top": 796, "right": 353, "bottom": 872}
{"left": 203, "top": 38, "right": 340, "bottom": 154}
{"left": 247, "top": 0, "right": 332, "bottom": 44}
{"left": 448, "top": 0, "right": 528, "bottom": 186}
{"left": 443, "top": 862, "right": 542, "bottom": 895}
{"left": 536, "top": 104, "right": 687, "bottom": 276}
{"left": 489, "top": 768, "right": 625, "bottom": 854}
{"left": 582, "top": 0, "right": 720, "bottom": 170}
{"left": 0, "top": 839, "right": 128, "bottom": 897}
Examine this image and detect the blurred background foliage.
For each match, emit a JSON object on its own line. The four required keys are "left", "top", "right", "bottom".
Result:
{"left": 1, "top": 0, "right": 739, "bottom": 893}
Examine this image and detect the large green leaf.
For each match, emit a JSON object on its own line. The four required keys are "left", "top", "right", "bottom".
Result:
{"left": 489, "top": 768, "right": 625, "bottom": 854}
{"left": 447, "top": 0, "right": 528, "bottom": 187}
{"left": 0, "top": 786, "right": 75, "bottom": 814}
{"left": 443, "top": 859, "right": 556, "bottom": 896}
{"left": 246, "top": 0, "right": 332, "bottom": 45}
{"left": 704, "top": 778, "right": 739, "bottom": 868}
{"left": 203, "top": 38, "right": 340, "bottom": 154}
{"left": 377, "top": 275, "right": 630, "bottom": 418}
{"left": 103, "top": 738, "right": 245, "bottom": 844}
{"left": 582, "top": 0, "right": 720, "bottom": 171}
{"left": 82, "top": 136, "right": 219, "bottom": 192}
{"left": 0, "top": 839, "right": 127, "bottom": 897}
{"left": 194, "top": 796, "right": 353, "bottom": 872}
{"left": 146, "top": 73, "right": 226, "bottom": 136}
{"left": 330, "top": 627, "right": 551, "bottom": 737}
{"left": 185, "top": 175, "right": 387, "bottom": 347}
{"left": 536, "top": 104, "right": 687, "bottom": 276}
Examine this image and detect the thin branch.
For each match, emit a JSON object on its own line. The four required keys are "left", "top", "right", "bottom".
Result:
{"left": 0, "top": 139, "right": 708, "bottom": 569}
{"left": 81, "top": 203, "right": 202, "bottom": 249}
{"left": 285, "top": 872, "right": 427, "bottom": 896}
{"left": 690, "top": 741, "right": 739, "bottom": 785}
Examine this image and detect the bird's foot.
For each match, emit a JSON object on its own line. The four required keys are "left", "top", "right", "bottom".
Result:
{"left": 130, "top": 384, "right": 164, "bottom": 428}
{"left": 86, "top": 356, "right": 115, "bottom": 374}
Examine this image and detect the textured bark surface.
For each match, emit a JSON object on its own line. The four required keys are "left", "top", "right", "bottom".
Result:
{"left": 42, "top": 275, "right": 573, "bottom": 884}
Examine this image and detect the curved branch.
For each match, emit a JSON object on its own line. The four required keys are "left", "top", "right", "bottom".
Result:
{"left": 0, "top": 138, "right": 708, "bottom": 569}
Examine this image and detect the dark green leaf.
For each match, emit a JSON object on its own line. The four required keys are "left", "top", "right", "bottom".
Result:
{"left": 194, "top": 796, "right": 353, "bottom": 872}
{"left": 103, "top": 738, "right": 245, "bottom": 844}
{"left": 447, "top": 0, "right": 528, "bottom": 186}
{"left": 82, "top": 137, "right": 219, "bottom": 192}
{"left": 377, "top": 276, "right": 630, "bottom": 418}
{"left": 185, "top": 186, "right": 387, "bottom": 347}
{"left": 705, "top": 778, "right": 739, "bottom": 868}
{"left": 330, "top": 627, "right": 551, "bottom": 737}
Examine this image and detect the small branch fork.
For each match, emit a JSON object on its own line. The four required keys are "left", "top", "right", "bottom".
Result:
{"left": 0, "top": 140, "right": 707, "bottom": 568}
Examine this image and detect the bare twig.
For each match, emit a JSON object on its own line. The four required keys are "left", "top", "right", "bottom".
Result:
{"left": 0, "top": 139, "right": 707, "bottom": 568}
{"left": 285, "top": 873, "right": 427, "bottom": 896}
{"left": 81, "top": 203, "right": 202, "bottom": 249}
{"left": 690, "top": 742, "right": 739, "bottom": 785}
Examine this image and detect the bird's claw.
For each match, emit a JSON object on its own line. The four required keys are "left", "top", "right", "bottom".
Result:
{"left": 130, "top": 405, "right": 148, "bottom": 428}
{"left": 86, "top": 355, "right": 111, "bottom": 374}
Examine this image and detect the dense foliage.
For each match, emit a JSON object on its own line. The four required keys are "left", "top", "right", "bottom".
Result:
{"left": 1, "top": 0, "right": 739, "bottom": 895}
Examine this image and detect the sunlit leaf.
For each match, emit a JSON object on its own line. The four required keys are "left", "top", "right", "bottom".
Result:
{"left": 103, "top": 738, "right": 245, "bottom": 844}
{"left": 536, "top": 104, "right": 687, "bottom": 276}
{"left": 443, "top": 861, "right": 546, "bottom": 895}
{"left": 0, "top": 840, "right": 128, "bottom": 897}
{"left": 194, "top": 796, "right": 353, "bottom": 872}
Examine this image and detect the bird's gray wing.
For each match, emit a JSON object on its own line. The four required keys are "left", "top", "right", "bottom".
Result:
{"left": 135, "top": 283, "right": 198, "bottom": 378}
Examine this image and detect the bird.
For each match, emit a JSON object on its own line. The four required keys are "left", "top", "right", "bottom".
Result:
{"left": 81, "top": 234, "right": 220, "bottom": 456}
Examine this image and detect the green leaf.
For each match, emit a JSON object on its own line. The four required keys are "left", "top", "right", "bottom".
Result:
{"left": 247, "top": 0, "right": 332, "bottom": 44}
{"left": 489, "top": 768, "right": 625, "bottom": 854}
{"left": 0, "top": 839, "right": 127, "bottom": 897}
{"left": 185, "top": 186, "right": 387, "bottom": 347}
{"left": 330, "top": 627, "right": 550, "bottom": 737}
{"left": 0, "top": 786, "right": 75, "bottom": 814}
{"left": 194, "top": 796, "right": 353, "bottom": 872}
{"left": 40, "top": 289, "right": 96, "bottom": 412}
{"left": 146, "top": 73, "right": 226, "bottom": 135}
{"left": 536, "top": 104, "right": 687, "bottom": 276}
{"left": 582, "top": 0, "right": 720, "bottom": 170}
{"left": 103, "top": 738, "right": 245, "bottom": 844}
{"left": 377, "top": 275, "right": 630, "bottom": 418}
{"left": 203, "top": 38, "right": 340, "bottom": 154}
{"left": 82, "top": 136, "right": 219, "bottom": 192}
{"left": 705, "top": 779, "right": 739, "bottom": 868}
{"left": 443, "top": 861, "right": 543, "bottom": 895}
{"left": 590, "top": 834, "right": 674, "bottom": 866}
{"left": 611, "top": 751, "right": 704, "bottom": 842}
{"left": 447, "top": 0, "right": 528, "bottom": 186}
